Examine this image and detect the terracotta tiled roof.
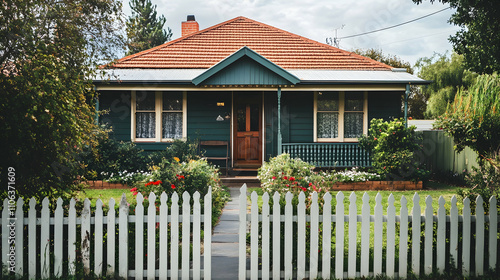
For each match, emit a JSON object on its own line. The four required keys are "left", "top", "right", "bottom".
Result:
{"left": 111, "top": 16, "right": 392, "bottom": 70}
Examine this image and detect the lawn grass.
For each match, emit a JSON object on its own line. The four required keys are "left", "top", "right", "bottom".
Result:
{"left": 76, "top": 187, "right": 135, "bottom": 208}
{"left": 247, "top": 180, "right": 465, "bottom": 215}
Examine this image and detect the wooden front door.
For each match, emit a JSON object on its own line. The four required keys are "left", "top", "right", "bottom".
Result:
{"left": 234, "top": 96, "right": 262, "bottom": 167}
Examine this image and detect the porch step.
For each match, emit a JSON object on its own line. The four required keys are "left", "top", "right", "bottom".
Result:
{"left": 221, "top": 176, "right": 260, "bottom": 188}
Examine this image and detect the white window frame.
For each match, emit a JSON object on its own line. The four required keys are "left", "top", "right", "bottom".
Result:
{"left": 313, "top": 91, "right": 368, "bottom": 142}
{"left": 131, "top": 91, "right": 187, "bottom": 142}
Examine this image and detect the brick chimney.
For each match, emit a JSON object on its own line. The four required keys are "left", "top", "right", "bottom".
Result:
{"left": 182, "top": 15, "right": 199, "bottom": 37}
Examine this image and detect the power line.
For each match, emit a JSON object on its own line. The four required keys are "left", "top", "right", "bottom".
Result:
{"left": 338, "top": 7, "right": 451, "bottom": 40}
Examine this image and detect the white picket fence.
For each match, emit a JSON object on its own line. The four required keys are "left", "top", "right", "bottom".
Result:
{"left": 238, "top": 184, "right": 499, "bottom": 279}
{"left": 1, "top": 188, "right": 212, "bottom": 280}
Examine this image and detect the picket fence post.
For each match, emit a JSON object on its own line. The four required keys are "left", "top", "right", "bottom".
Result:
{"left": 386, "top": 194, "right": 396, "bottom": 278}
{"left": 118, "top": 193, "right": 129, "bottom": 279}
{"left": 1, "top": 199, "right": 9, "bottom": 276}
{"left": 15, "top": 197, "right": 24, "bottom": 276}
{"left": 374, "top": 193, "right": 383, "bottom": 276}
{"left": 272, "top": 192, "right": 281, "bottom": 280}
{"left": 147, "top": 192, "right": 157, "bottom": 280}
{"left": 182, "top": 192, "right": 191, "bottom": 280}
{"left": 107, "top": 198, "right": 116, "bottom": 277}
{"left": 322, "top": 192, "right": 332, "bottom": 280}
{"left": 238, "top": 184, "right": 247, "bottom": 280}
{"left": 360, "top": 192, "right": 370, "bottom": 277}
{"left": 204, "top": 187, "right": 213, "bottom": 280}
{"left": 335, "top": 191, "right": 345, "bottom": 279}
{"left": 412, "top": 193, "right": 421, "bottom": 276}
{"left": 348, "top": 192, "right": 357, "bottom": 279}
{"left": 297, "top": 192, "right": 306, "bottom": 280}
{"left": 399, "top": 196, "right": 408, "bottom": 278}
{"left": 171, "top": 192, "right": 179, "bottom": 279}
{"left": 159, "top": 192, "right": 168, "bottom": 279}
{"left": 489, "top": 196, "right": 498, "bottom": 270}
{"left": 251, "top": 191, "right": 259, "bottom": 280}
{"left": 261, "top": 192, "right": 270, "bottom": 280}
{"left": 95, "top": 199, "right": 103, "bottom": 277}
{"left": 54, "top": 198, "right": 63, "bottom": 277}
{"left": 424, "top": 196, "right": 433, "bottom": 275}
{"left": 40, "top": 197, "right": 50, "bottom": 279}
{"left": 310, "top": 192, "right": 319, "bottom": 280}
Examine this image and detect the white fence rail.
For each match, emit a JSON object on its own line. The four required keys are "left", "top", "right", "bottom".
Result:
{"left": 1, "top": 189, "right": 212, "bottom": 280}
{"left": 238, "top": 184, "right": 498, "bottom": 279}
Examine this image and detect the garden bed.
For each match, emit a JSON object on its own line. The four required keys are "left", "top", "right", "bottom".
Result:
{"left": 331, "top": 180, "right": 422, "bottom": 191}
{"left": 86, "top": 180, "right": 129, "bottom": 189}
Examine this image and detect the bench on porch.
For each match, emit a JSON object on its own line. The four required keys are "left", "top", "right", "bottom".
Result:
{"left": 282, "top": 142, "right": 371, "bottom": 168}
{"left": 200, "top": 140, "right": 231, "bottom": 175}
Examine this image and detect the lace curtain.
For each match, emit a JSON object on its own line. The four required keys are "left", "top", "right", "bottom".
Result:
{"left": 162, "top": 112, "right": 182, "bottom": 139}
{"left": 136, "top": 113, "right": 155, "bottom": 138}
{"left": 318, "top": 112, "right": 339, "bottom": 138}
{"left": 344, "top": 112, "right": 363, "bottom": 138}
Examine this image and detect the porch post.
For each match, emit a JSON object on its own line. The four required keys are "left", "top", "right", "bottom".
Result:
{"left": 277, "top": 87, "right": 282, "bottom": 155}
{"left": 404, "top": 84, "right": 410, "bottom": 128}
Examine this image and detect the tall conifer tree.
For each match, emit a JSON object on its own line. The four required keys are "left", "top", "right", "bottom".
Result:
{"left": 126, "top": 0, "right": 172, "bottom": 55}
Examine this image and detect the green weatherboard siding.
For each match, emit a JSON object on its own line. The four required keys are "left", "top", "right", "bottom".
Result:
{"left": 98, "top": 91, "right": 131, "bottom": 142}
{"left": 368, "top": 91, "right": 403, "bottom": 122}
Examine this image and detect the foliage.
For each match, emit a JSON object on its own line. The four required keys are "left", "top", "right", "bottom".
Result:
{"left": 434, "top": 74, "right": 500, "bottom": 168}
{"left": 359, "top": 118, "right": 430, "bottom": 181}
{"left": 412, "top": 0, "right": 500, "bottom": 74}
{"left": 352, "top": 48, "right": 426, "bottom": 118}
{"left": 0, "top": 0, "right": 124, "bottom": 201}
{"left": 457, "top": 165, "right": 500, "bottom": 214}
{"left": 135, "top": 158, "right": 221, "bottom": 198}
{"left": 352, "top": 48, "right": 413, "bottom": 74}
{"left": 258, "top": 154, "right": 381, "bottom": 200}
{"left": 79, "top": 127, "right": 149, "bottom": 181}
{"left": 126, "top": 0, "right": 172, "bottom": 55}
{"left": 415, "top": 52, "right": 477, "bottom": 118}
{"left": 148, "top": 138, "right": 200, "bottom": 164}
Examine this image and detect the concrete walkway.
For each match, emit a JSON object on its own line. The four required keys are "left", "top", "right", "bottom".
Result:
{"left": 210, "top": 187, "right": 245, "bottom": 279}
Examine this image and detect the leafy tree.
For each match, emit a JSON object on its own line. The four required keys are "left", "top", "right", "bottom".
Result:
{"left": 436, "top": 74, "right": 500, "bottom": 210}
{"left": 0, "top": 0, "right": 124, "bottom": 201}
{"left": 434, "top": 74, "right": 500, "bottom": 168}
{"left": 352, "top": 48, "right": 426, "bottom": 119}
{"left": 126, "top": 0, "right": 172, "bottom": 55}
{"left": 415, "top": 52, "right": 477, "bottom": 118}
{"left": 412, "top": 0, "right": 500, "bottom": 74}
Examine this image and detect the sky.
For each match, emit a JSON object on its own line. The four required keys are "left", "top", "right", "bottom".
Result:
{"left": 122, "top": 0, "right": 460, "bottom": 68}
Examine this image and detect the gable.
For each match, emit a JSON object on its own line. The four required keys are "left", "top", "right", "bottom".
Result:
{"left": 192, "top": 47, "right": 300, "bottom": 86}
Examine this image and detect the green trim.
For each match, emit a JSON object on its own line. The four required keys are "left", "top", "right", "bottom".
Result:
{"left": 192, "top": 46, "right": 300, "bottom": 86}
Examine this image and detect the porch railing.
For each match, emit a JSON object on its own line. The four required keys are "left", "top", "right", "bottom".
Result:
{"left": 282, "top": 143, "right": 371, "bottom": 167}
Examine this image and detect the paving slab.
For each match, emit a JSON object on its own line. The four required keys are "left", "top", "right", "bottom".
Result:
{"left": 219, "top": 210, "right": 239, "bottom": 221}
{"left": 212, "top": 233, "right": 239, "bottom": 243}
{"left": 211, "top": 256, "right": 239, "bottom": 279}
{"left": 211, "top": 242, "right": 239, "bottom": 257}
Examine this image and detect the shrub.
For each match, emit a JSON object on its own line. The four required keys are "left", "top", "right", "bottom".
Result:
{"left": 258, "top": 154, "right": 315, "bottom": 194}
{"left": 359, "top": 118, "right": 430, "bottom": 181}
{"left": 79, "top": 127, "right": 149, "bottom": 181}
{"left": 148, "top": 138, "right": 201, "bottom": 164}
{"left": 457, "top": 165, "right": 500, "bottom": 214}
{"left": 135, "top": 158, "right": 220, "bottom": 198}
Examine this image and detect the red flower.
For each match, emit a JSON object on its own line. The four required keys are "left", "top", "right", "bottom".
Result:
{"left": 286, "top": 184, "right": 290, "bottom": 187}
{"left": 130, "top": 187, "right": 138, "bottom": 192}
{"left": 283, "top": 176, "right": 288, "bottom": 180}
{"left": 272, "top": 176, "right": 276, "bottom": 180}
{"left": 133, "top": 191, "right": 138, "bottom": 195}
{"left": 157, "top": 180, "right": 162, "bottom": 184}
{"left": 300, "top": 187, "right": 307, "bottom": 191}
{"left": 171, "top": 184, "right": 176, "bottom": 189}
{"left": 312, "top": 185, "right": 318, "bottom": 192}
{"left": 289, "top": 177, "right": 295, "bottom": 182}
{"left": 308, "top": 182, "right": 313, "bottom": 186}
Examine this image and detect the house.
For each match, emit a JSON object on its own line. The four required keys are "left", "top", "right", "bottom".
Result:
{"left": 94, "top": 16, "right": 430, "bottom": 171}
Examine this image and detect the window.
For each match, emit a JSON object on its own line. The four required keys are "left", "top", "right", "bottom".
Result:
{"left": 314, "top": 91, "right": 367, "bottom": 142}
{"left": 132, "top": 91, "right": 186, "bottom": 142}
